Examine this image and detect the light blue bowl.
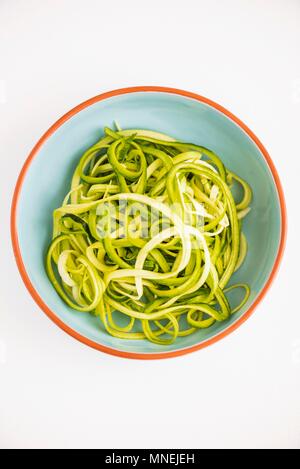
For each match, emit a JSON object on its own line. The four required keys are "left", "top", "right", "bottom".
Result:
{"left": 11, "top": 87, "right": 286, "bottom": 359}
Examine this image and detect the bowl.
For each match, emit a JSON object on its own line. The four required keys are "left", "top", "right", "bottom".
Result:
{"left": 11, "top": 87, "right": 287, "bottom": 359}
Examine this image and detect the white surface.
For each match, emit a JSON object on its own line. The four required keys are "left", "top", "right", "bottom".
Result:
{"left": 0, "top": 0, "right": 299, "bottom": 450}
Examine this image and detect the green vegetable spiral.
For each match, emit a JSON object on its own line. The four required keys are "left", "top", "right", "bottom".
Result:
{"left": 46, "top": 126, "right": 252, "bottom": 345}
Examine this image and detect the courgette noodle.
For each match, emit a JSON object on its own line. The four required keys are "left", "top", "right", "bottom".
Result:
{"left": 46, "top": 126, "right": 252, "bottom": 345}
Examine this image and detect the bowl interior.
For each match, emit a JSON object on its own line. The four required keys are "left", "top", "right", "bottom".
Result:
{"left": 16, "top": 91, "right": 282, "bottom": 354}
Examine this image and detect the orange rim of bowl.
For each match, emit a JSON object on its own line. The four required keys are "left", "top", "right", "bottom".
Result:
{"left": 11, "top": 86, "right": 287, "bottom": 360}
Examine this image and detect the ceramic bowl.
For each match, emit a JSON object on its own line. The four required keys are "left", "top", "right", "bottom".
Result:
{"left": 11, "top": 87, "right": 286, "bottom": 359}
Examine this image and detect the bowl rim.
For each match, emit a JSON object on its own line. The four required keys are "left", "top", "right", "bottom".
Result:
{"left": 11, "top": 86, "right": 287, "bottom": 360}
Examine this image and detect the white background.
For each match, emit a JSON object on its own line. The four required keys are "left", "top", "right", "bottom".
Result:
{"left": 0, "top": 0, "right": 299, "bottom": 450}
